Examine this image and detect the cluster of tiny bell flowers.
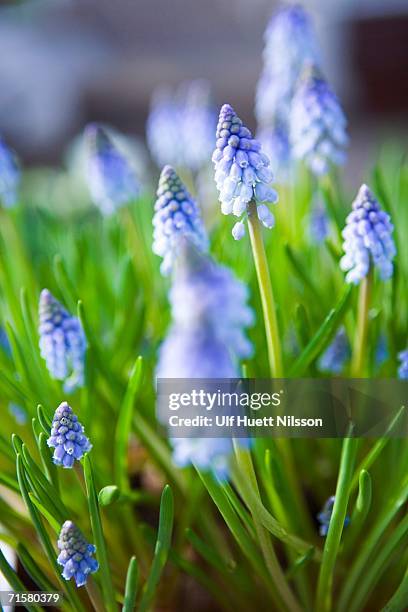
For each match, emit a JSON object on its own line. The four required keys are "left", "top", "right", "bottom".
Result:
{"left": 0, "top": 136, "right": 20, "bottom": 207}
{"left": 212, "top": 103, "right": 278, "bottom": 240}
{"left": 317, "top": 496, "right": 350, "bottom": 537}
{"left": 57, "top": 521, "right": 98, "bottom": 587}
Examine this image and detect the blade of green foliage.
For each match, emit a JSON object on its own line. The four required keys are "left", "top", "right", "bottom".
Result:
{"left": 0, "top": 546, "right": 42, "bottom": 612}
{"left": 122, "top": 556, "right": 139, "bottom": 612}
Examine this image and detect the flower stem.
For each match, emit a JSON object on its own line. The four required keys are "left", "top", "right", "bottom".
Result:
{"left": 351, "top": 269, "right": 373, "bottom": 377}
{"left": 247, "top": 200, "right": 283, "bottom": 377}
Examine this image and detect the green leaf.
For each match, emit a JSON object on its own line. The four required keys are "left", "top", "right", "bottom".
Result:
{"left": 382, "top": 568, "right": 408, "bottom": 612}
{"left": 83, "top": 455, "right": 117, "bottom": 612}
{"left": 122, "top": 556, "right": 139, "bottom": 612}
{"left": 17, "top": 543, "right": 58, "bottom": 593}
{"left": 289, "top": 285, "right": 353, "bottom": 376}
{"left": 138, "top": 484, "right": 174, "bottom": 612}
{"left": 114, "top": 356, "right": 143, "bottom": 490}
{"left": 28, "top": 494, "right": 61, "bottom": 533}
{"left": 0, "top": 546, "right": 42, "bottom": 612}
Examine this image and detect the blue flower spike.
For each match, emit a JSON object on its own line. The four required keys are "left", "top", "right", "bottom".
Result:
{"left": 84, "top": 123, "right": 139, "bottom": 215}
{"left": 317, "top": 496, "right": 350, "bottom": 537}
{"left": 153, "top": 165, "right": 208, "bottom": 275}
{"left": 57, "top": 521, "right": 98, "bottom": 587}
{"left": 290, "top": 64, "right": 348, "bottom": 176}
{"left": 398, "top": 349, "right": 408, "bottom": 379}
{"left": 0, "top": 137, "right": 20, "bottom": 208}
{"left": 212, "top": 104, "right": 278, "bottom": 239}
{"left": 318, "top": 327, "right": 350, "bottom": 374}
{"left": 39, "top": 289, "right": 86, "bottom": 393}
{"left": 47, "top": 402, "right": 92, "bottom": 468}
{"left": 340, "top": 184, "right": 396, "bottom": 284}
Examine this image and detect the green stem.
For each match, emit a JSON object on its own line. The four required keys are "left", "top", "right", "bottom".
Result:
{"left": 315, "top": 436, "right": 358, "bottom": 612}
{"left": 351, "top": 270, "right": 373, "bottom": 377}
{"left": 247, "top": 200, "right": 283, "bottom": 377}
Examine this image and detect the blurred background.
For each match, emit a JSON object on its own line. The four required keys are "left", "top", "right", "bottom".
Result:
{"left": 0, "top": 0, "right": 407, "bottom": 177}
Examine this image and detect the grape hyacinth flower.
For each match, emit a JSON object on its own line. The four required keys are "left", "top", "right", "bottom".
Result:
{"left": 84, "top": 124, "right": 139, "bottom": 215}
{"left": 47, "top": 401, "right": 92, "bottom": 468}
{"left": 398, "top": 349, "right": 408, "bottom": 379}
{"left": 317, "top": 496, "right": 350, "bottom": 537}
{"left": 309, "top": 200, "right": 329, "bottom": 244}
{"left": 153, "top": 166, "right": 208, "bottom": 275}
{"left": 256, "top": 5, "right": 320, "bottom": 126}
{"left": 257, "top": 121, "right": 291, "bottom": 177}
{"left": 57, "top": 521, "right": 98, "bottom": 587}
{"left": 340, "top": 185, "right": 396, "bottom": 284}
{"left": 212, "top": 104, "right": 278, "bottom": 239}
{"left": 290, "top": 65, "right": 348, "bottom": 176}
{"left": 318, "top": 327, "right": 350, "bottom": 374}
{"left": 146, "top": 86, "right": 184, "bottom": 169}
{"left": 0, "top": 137, "right": 20, "bottom": 207}
{"left": 39, "top": 289, "right": 86, "bottom": 393}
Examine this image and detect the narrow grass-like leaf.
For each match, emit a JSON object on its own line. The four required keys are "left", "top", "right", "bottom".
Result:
{"left": 0, "top": 546, "right": 42, "bottom": 612}
{"left": 114, "top": 355, "right": 143, "bottom": 490}
{"left": 28, "top": 493, "right": 61, "bottom": 533}
{"left": 138, "top": 484, "right": 174, "bottom": 612}
{"left": 17, "top": 543, "right": 58, "bottom": 593}
{"left": 83, "top": 455, "right": 117, "bottom": 612}
{"left": 122, "top": 556, "right": 139, "bottom": 612}
{"left": 289, "top": 285, "right": 353, "bottom": 376}
{"left": 382, "top": 568, "right": 408, "bottom": 612}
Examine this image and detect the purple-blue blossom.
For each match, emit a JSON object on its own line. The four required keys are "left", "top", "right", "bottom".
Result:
{"left": 0, "top": 137, "right": 20, "bottom": 208}
{"left": 317, "top": 496, "right": 350, "bottom": 537}
{"left": 57, "top": 521, "right": 98, "bottom": 587}
{"left": 39, "top": 289, "right": 86, "bottom": 393}
{"left": 257, "top": 121, "right": 291, "bottom": 178}
{"left": 309, "top": 200, "right": 329, "bottom": 244}
{"left": 47, "top": 401, "right": 92, "bottom": 468}
{"left": 212, "top": 104, "right": 278, "bottom": 239}
{"left": 84, "top": 123, "right": 139, "bottom": 215}
{"left": 290, "top": 65, "right": 348, "bottom": 176}
{"left": 153, "top": 166, "right": 208, "bottom": 275}
{"left": 318, "top": 328, "right": 350, "bottom": 374}
{"left": 147, "top": 80, "right": 216, "bottom": 171}
{"left": 398, "top": 349, "right": 408, "bottom": 379}
{"left": 340, "top": 184, "right": 396, "bottom": 284}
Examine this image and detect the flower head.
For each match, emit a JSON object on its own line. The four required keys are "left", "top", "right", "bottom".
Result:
{"left": 57, "top": 521, "right": 98, "bottom": 587}
{"left": 340, "top": 185, "right": 396, "bottom": 284}
{"left": 290, "top": 65, "right": 348, "bottom": 175}
{"left": 84, "top": 124, "right": 139, "bottom": 215}
{"left": 153, "top": 166, "right": 208, "bottom": 275}
{"left": 309, "top": 200, "right": 329, "bottom": 244}
{"left": 0, "top": 137, "right": 20, "bottom": 208}
{"left": 212, "top": 104, "right": 278, "bottom": 239}
{"left": 257, "top": 121, "right": 291, "bottom": 177}
{"left": 398, "top": 349, "right": 408, "bottom": 379}
{"left": 317, "top": 496, "right": 350, "bottom": 537}
{"left": 147, "top": 81, "right": 216, "bottom": 171}
{"left": 318, "top": 328, "right": 350, "bottom": 374}
{"left": 39, "top": 289, "right": 86, "bottom": 392}
{"left": 256, "top": 4, "right": 320, "bottom": 126}
{"left": 47, "top": 401, "right": 92, "bottom": 468}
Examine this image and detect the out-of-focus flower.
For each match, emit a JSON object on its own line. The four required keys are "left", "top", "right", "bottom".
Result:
{"left": 147, "top": 80, "right": 216, "bottom": 171}
{"left": 340, "top": 185, "right": 396, "bottom": 284}
{"left": 318, "top": 327, "right": 350, "bottom": 374}
{"left": 39, "top": 289, "right": 86, "bottom": 393}
{"left": 153, "top": 166, "right": 208, "bottom": 275}
{"left": 309, "top": 200, "right": 329, "bottom": 244}
{"left": 375, "top": 334, "right": 388, "bottom": 368}
{"left": 256, "top": 5, "right": 320, "bottom": 126}
{"left": 0, "top": 327, "right": 10, "bottom": 355}
{"left": 157, "top": 243, "right": 253, "bottom": 479}
{"left": 84, "top": 124, "right": 139, "bottom": 215}
{"left": 398, "top": 349, "right": 408, "bottom": 379}
{"left": 317, "top": 496, "right": 350, "bottom": 537}
{"left": 212, "top": 104, "right": 278, "bottom": 239}
{"left": 257, "top": 120, "right": 291, "bottom": 178}
{"left": 0, "top": 137, "right": 20, "bottom": 207}
{"left": 47, "top": 401, "right": 91, "bottom": 468}
{"left": 8, "top": 403, "right": 27, "bottom": 425}
{"left": 290, "top": 65, "right": 348, "bottom": 176}
{"left": 57, "top": 521, "right": 98, "bottom": 587}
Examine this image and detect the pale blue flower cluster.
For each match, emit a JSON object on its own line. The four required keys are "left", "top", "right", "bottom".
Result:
{"left": 157, "top": 242, "right": 253, "bottom": 479}
{"left": 57, "top": 520, "right": 98, "bottom": 587}
{"left": 47, "top": 401, "right": 92, "bottom": 468}
{"left": 39, "top": 289, "right": 86, "bottom": 393}
{"left": 212, "top": 104, "right": 278, "bottom": 240}
{"left": 317, "top": 496, "right": 350, "bottom": 537}
{"left": 340, "top": 185, "right": 396, "bottom": 284}
{"left": 256, "top": 5, "right": 320, "bottom": 174}
{"left": 147, "top": 80, "right": 216, "bottom": 171}
{"left": 318, "top": 328, "right": 350, "bottom": 374}
{"left": 290, "top": 65, "right": 348, "bottom": 175}
{"left": 0, "top": 137, "right": 20, "bottom": 207}
{"left": 84, "top": 124, "right": 139, "bottom": 215}
{"left": 153, "top": 166, "right": 208, "bottom": 275}
{"left": 309, "top": 200, "right": 329, "bottom": 244}
{"left": 398, "top": 349, "right": 408, "bottom": 379}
